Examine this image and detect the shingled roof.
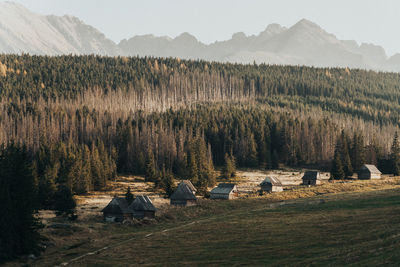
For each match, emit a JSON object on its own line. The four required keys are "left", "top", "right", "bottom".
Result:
{"left": 210, "top": 183, "right": 237, "bottom": 194}
{"left": 180, "top": 180, "right": 197, "bottom": 193}
{"left": 260, "top": 177, "right": 283, "bottom": 186}
{"left": 129, "top": 195, "right": 156, "bottom": 212}
{"left": 170, "top": 182, "right": 197, "bottom": 201}
{"left": 101, "top": 197, "right": 132, "bottom": 214}
{"left": 359, "top": 164, "right": 381, "bottom": 174}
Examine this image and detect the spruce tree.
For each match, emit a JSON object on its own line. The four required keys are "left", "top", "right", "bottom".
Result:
{"left": 0, "top": 144, "right": 40, "bottom": 261}
{"left": 145, "top": 149, "right": 157, "bottom": 182}
{"left": 54, "top": 185, "right": 77, "bottom": 218}
{"left": 222, "top": 153, "right": 236, "bottom": 180}
{"left": 271, "top": 150, "right": 279, "bottom": 169}
{"left": 331, "top": 146, "right": 345, "bottom": 180}
{"left": 391, "top": 132, "right": 400, "bottom": 176}
{"left": 160, "top": 170, "right": 175, "bottom": 197}
{"left": 351, "top": 133, "right": 365, "bottom": 172}
{"left": 339, "top": 131, "right": 353, "bottom": 178}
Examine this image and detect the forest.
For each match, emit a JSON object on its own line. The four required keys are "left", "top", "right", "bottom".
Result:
{"left": 1, "top": 54, "right": 400, "bottom": 260}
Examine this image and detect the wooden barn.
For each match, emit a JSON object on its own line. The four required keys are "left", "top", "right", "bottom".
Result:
{"left": 358, "top": 164, "right": 381, "bottom": 180}
{"left": 170, "top": 181, "right": 197, "bottom": 206}
{"left": 102, "top": 197, "right": 132, "bottom": 222}
{"left": 129, "top": 195, "right": 156, "bottom": 219}
{"left": 210, "top": 183, "right": 238, "bottom": 200}
{"left": 260, "top": 177, "right": 283, "bottom": 193}
{"left": 302, "top": 171, "right": 321, "bottom": 185}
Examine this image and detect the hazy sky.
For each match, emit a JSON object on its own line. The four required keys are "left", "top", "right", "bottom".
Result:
{"left": 3, "top": 0, "right": 400, "bottom": 56}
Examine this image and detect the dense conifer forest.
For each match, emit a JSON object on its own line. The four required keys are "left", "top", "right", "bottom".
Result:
{"left": 2, "top": 54, "right": 400, "bottom": 260}
{"left": 1, "top": 55, "right": 400, "bottom": 190}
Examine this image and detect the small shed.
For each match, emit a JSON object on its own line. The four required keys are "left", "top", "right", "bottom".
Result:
{"left": 358, "top": 164, "right": 381, "bottom": 180}
{"left": 129, "top": 195, "right": 156, "bottom": 219}
{"left": 210, "top": 183, "right": 238, "bottom": 200}
{"left": 302, "top": 171, "right": 321, "bottom": 185}
{"left": 102, "top": 197, "right": 132, "bottom": 222}
{"left": 260, "top": 177, "right": 283, "bottom": 193}
{"left": 170, "top": 182, "right": 197, "bottom": 206}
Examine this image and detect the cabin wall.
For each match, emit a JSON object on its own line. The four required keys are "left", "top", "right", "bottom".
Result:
{"left": 210, "top": 193, "right": 230, "bottom": 200}
{"left": 261, "top": 184, "right": 272, "bottom": 192}
{"left": 171, "top": 199, "right": 189, "bottom": 206}
{"left": 302, "top": 179, "right": 320, "bottom": 186}
{"left": 261, "top": 185, "right": 283, "bottom": 192}
{"left": 133, "top": 210, "right": 145, "bottom": 219}
{"left": 144, "top": 211, "right": 156, "bottom": 218}
{"left": 272, "top": 186, "right": 283, "bottom": 192}
{"left": 229, "top": 192, "right": 238, "bottom": 199}
{"left": 211, "top": 192, "right": 237, "bottom": 200}
{"left": 358, "top": 172, "right": 381, "bottom": 180}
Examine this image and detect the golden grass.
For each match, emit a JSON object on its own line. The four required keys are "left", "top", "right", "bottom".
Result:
{"left": 6, "top": 175, "right": 400, "bottom": 266}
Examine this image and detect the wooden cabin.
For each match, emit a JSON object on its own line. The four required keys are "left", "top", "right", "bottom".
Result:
{"left": 302, "top": 171, "right": 321, "bottom": 185}
{"left": 101, "top": 197, "right": 132, "bottom": 222}
{"left": 129, "top": 195, "right": 156, "bottom": 219}
{"left": 358, "top": 164, "right": 381, "bottom": 180}
{"left": 210, "top": 183, "right": 238, "bottom": 200}
{"left": 170, "top": 182, "right": 197, "bottom": 206}
{"left": 260, "top": 177, "right": 283, "bottom": 193}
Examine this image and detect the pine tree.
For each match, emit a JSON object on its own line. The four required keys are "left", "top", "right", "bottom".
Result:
{"left": 77, "top": 145, "right": 92, "bottom": 194}
{"left": 222, "top": 153, "right": 236, "bottom": 180}
{"left": 160, "top": 169, "right": 175, "bottom": 196}
{"left": 391, "top": 132, "right": 400, "bottom": 176}
{"left": 271, "top": 149, "right": 279, "bottom": 169}
{"left": 351, "top": 133, "right": 365, "bottom": 172}
{"left": 54, "top": 185, "right": 77, "bottom": 218}
{"left": 0, "top": 144, "right": 41, "bottom": 261}
{"left": 331, "top": 146, "right": 345, "bottom": 180}
{"left": 90, "top": 143, "right": 104, "bottom": 190}
{"left": 339, "top": 131, "right": 353, "bottom": 178}
{"left": 145, "top": 149, "right": 157, "bottom": 182}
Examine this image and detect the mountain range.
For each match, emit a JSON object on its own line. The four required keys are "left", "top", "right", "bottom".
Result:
{"left": 1, "top": 1, "right": 400, "bottom": 72}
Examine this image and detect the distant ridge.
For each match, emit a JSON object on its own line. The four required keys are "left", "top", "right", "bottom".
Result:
{"left": 1, "top": 1, "right": 400, "bottom": 72}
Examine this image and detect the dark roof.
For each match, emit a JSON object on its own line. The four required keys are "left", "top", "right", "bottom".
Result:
{"left": 210, "top": 183, "right": 237, "bottom": 195}
{"left": 102, "top": 197, "right": 132, "bottom": 214}
{"left": 260, "top": 177, "right": 283, "bottom": 186}
{"left": 129, "top": 195, "right": 156, "bottom": 212}
{"left": 359, "top": 164, "right": 381, "bottom": 174}
{"left": 170, "top": 183, "right": 197, "bottom": 200}
{"left": 180, "top": 180, "right": 197, "bottom": 193}
{"left": 302, "top": 171, "right": 320, "bottom": 180}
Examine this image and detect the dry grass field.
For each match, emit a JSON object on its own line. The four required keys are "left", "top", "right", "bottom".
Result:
{"left": 7, "top": 171, "right": 400, "bottom": 266}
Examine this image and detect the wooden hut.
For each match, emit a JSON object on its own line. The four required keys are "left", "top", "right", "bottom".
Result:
{"left": 170, "top": 182, "right": 197, "bottom": 206}
{"left": 129, "top": 195, "right": 156, "bottom": 219}
{"left": 260, "top": 177, "right": 283, "bottom": 193}
{"left": 302, "top": 171, "right": 321, "bottom": 185}
{"left": 210, "top": 183, "right": 238, "bottom": 200}
{"left": 358, "top": 164, "right": 381, "bottom": 180}
{"left": 102, "top": 197, "right": 132, "bottom": 222}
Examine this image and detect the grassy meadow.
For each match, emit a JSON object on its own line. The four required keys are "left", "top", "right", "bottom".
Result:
{"left": 15, "top": 177, "right": 400, "bottom": 267}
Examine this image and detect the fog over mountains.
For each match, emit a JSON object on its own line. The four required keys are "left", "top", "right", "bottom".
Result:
{"left": 1, "top": 1, "right": 400, "bottom": 72}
